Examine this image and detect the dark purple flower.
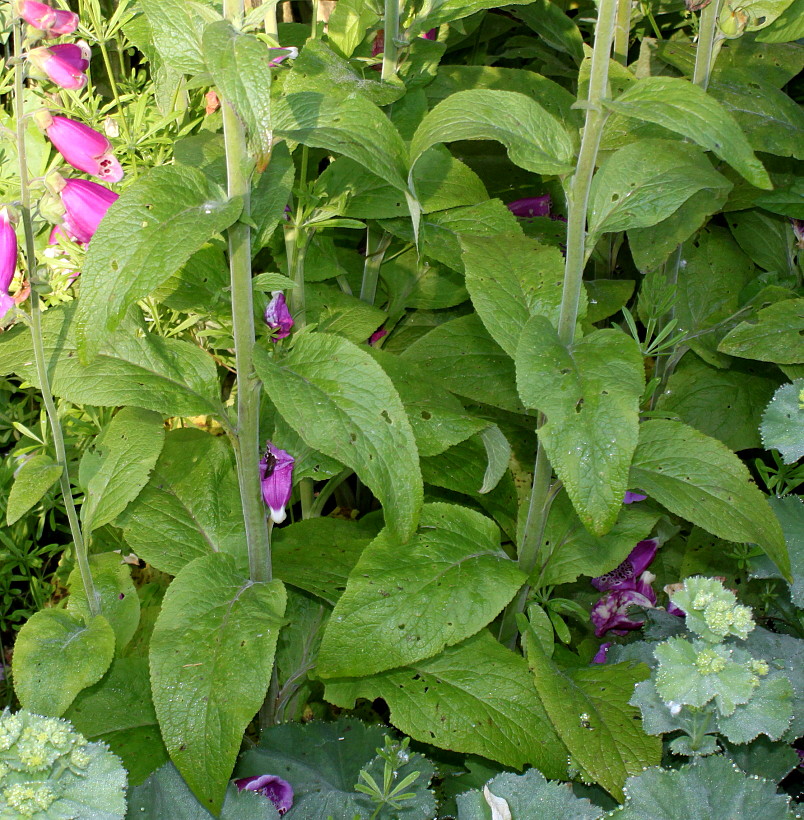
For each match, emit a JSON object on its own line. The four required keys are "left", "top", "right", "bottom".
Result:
{"left": 260, "top": 441, "right": 294, "bottom": 524}
{"left": 234, "top": 775, "right": 293, "bottom": 816}
{"left": 264, "top": 291, "right": 293, "bottom": 340}
{"left": 592, "top": 539, "right": 658, "bottom": 593}
{"left": 592, "top": 642, "right": 611, "bottom": 663}
{"left": 663, "top": 583, "right": 687, "bottom": 617}
{"left": 591, "top": 587, "right": 656, "bottom": 637}
{"left": 368, "top": 327, "right": 387, "bottom": 346}
{"left": 506, "top": 196, "right": 551, "bottom": 220}
{"left": 792, "top": 219, "right": 804, "bottom": 250}
{"left": 422, "top": 28, "right": 438, "bottom": 39}
{"left": 623, "top": 491, "right": 647, "bottom": 504}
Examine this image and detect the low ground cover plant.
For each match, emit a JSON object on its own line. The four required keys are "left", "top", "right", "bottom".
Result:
{"left": 0, "top": 0, "right": 802, "bottom": 816}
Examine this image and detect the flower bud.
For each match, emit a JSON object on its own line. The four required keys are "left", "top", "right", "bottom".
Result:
{"left": 27, "top": 42, "right": 91, "bottom": 90}
{"left": 264, "top": 291, "right": 293, "bottom": 340}
{"left": 36, "top": 112, "right": 123, "bottom": 182}
{"left": 506, "top": 195, "right": 552, "bottom": 220}
{"left": 718, "top": 3, "right": 749, "bottom": 37}
{"left": 17, "top": 0, "right": 79, "bottom": 37}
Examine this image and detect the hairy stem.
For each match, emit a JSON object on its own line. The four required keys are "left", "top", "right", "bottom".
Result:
{"left": 692, "top": 0, "right": 724, "bottom": 91}
{"left": 381, "top": 0, "right": 401, "bottom": 82}
{"left": 13, "top": 20, "right": 99, "bottom": 616}
{"left": 613, "top": 0, "right": 631, "bottom": 64}
{"left": 222, "top": 0, "right": 272, "bottom": 583}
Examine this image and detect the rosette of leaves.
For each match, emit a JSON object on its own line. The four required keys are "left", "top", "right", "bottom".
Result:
{"left": 0, "top": 708, "right": 127, "bottom": 819}
{"left": 235, "top": 718, "right": 436, "bottom": 819}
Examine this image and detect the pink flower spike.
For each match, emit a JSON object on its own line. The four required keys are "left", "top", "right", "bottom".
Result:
{"left": 18, "top": 0, "right": 79, "bottom": 37}
{"left": 591, "top": 539, "right": 659, "bottom": 593}
{"left": 39, "top": 114, "right": 123, "bottom": 182}
{"left": 264, "top": 291, "right": 293, "bottom": 340}
{"left": 0, "top": 208, "right": 18, "bottom": 295}
{"left": 58, "top": 178, "right": 118, "bottom": 244}
{"left": 27, "top": 42, "right": 90, "bottom": 90}
{"left": 260, "top": 441, "right": 294, "bottom": 524}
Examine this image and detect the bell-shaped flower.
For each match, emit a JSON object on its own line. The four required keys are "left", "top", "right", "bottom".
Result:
{"left": 27, "top": 41, "right": 90, "bottom": 90}
{"left": 55, "top": 177, "right": 118, "bottom": 244}
{"left": 592, "top": 538, "right": 658, "bottom": 593}
{"left": 422, "top": 28, "right": 439, "bottom": 39}
{"left": 592, "top": 641, "right": 612, "bottom": 663}
{"left": 264, "top": 291, "right": 293, "bottom": 340}
{"left": 507, "top": 195, "right": 552, "bottom": 219}
{"left": 260, "top": 442, "right": 294, "bottom": 524}
{"left": 36, "top": 112, "right": 123, "bottom": 183}
{"left": 234, "top": 775, "right": 293, "bottom": 816}
{"left": 268, "top": 46, "right": 298, "bottom": 66}
{"left": 17, "top": 0, "right": 79, "bottom": 37}
{"left": 0, "top": 208, "right": 17, "bottom": 322}
{"left": 591, "top": 584, "right": 656, "bottom": 637}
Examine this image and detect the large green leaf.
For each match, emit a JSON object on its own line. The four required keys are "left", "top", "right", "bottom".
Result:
{"left": 326, "top": 0, "right": 381, "bottom": 57}
{"left": 76, "top": 165, "right": 242, "bottom": 361}
{"left": 410, "top": 89, "right": 574, "bottom": 177}
{"left": 516, "top": 317, "right": 644, "bottom": 535}
{"left": 325, "top": 631, "right": 568, "bottom": 777}
{"left": 718, "top": 299, "right": 804, "bottom": 364}
{"left": 588, "top": 140, "right": 731, "bottom": 237}
{"left": 524, "top": 632, "right": 660, "bottom": 800}
{"left": 117, "top": 429, "right": 245, "bottom": 576}
{"left": 150, "top": 553, "right": 286, "bottom": 815}
{"left": 138, "top": 0, "right": 207, "bottom": 74}
{"left": 513, "top": 1, "right": 585, "bottom": 61}
{"left": 629, "top": 420, "right": 789, "bottom": 578}
{"left": 12, "top": 610, "right": 115, "bottom": 717}
{"left": 408, "top": 0, "right": 540, "bottom": 35}
{"left": 462, "top": 233, "right": 569, "bottom": 357}
{"left": 254, "top": 333, "right": 422, "bottom": 541}
{"left": 761, "top": 381, "right": 804, "bottom": 464}
{"left": 756, "top": 0, "right": 804, "bottom": 41}
{"left": 81, "top": 407, "right": 165, "bottom": 533}
{"left": 65, "top": 657, "right": 168, "bottom": 786}
{"left": 603, "top": 77, "right": 771, "bottom": 189}
{"left": 6, "top": 454, "right": 62, "bottom": 525}
{"left": 252, "top": 141, "right": 295, "bottom": 251}
{"left": 0, "top": 304, "right": 224, "bottom": 418}
{"left": 203, "top": 22, "right": 272, "bottom": 161}
{"left": 317, "top": 503, "right": 525, "bottom": 677}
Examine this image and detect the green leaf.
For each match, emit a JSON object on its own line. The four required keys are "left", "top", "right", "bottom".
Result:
{"left": 603, "top": 77, "right": 771, "bottom": 189}
{"left": 721, "top": 738, "right": 800, "bottom": 785}
{"left": 462, "top": 233, "right": 569, "bottom": 357}
{"left": 612, "top": 756, "right": 797, "bottom": 820}
{"left": 76, "top": 165, "right": 242, "bottom": 361}
{"left": 524, "top": 632, "right": 660, "bottom": 800}
{"left": 588, "top": 140, "right": 731, "bottom": 237}
{"left": 325, "top": 631, "right": 568, "bottom": 777}
{"left": 127, "top": 762, "right": 281, "bottom": 820}
{"left": 516, "top": 318, "right": 644, "bottom": 535}
{"left": 402, "top": 315, "right": 527, "bottom": 415}
{"left": 0, "top": 304, "right": 223, "bottom": 418}
{"left": 756, "top": 0, "right": 804, "bottom": 41}
{"left": 535, "top": 491, "right": 660, "bottom": 588}
{"left": 12, "top": 610, "right": 115, "bottom": 717}
{"left": 585, "top": 280, "right": 636, "bottom": 324}
{"left": 767, "top": 495, "right": 804, "bottom": 608}
{"left": 410, "top": 89, "right": 574, "bottom": 177}
{"left": 67, "top": 553, "right": 140, "bottom": 654}
{"left": 150, "top": 553, "right": 286, "bottom": 815}
{"left": 252, "top": 141, "right": 295, "bottom": 251}
{"left": 203, "top": 22, "right": 272, "bottom": 162}
{"left": 154, "top": 243, "right": 231, "bottom": 316}
{"left": 65, "top": 657, "right": 168, "bottom": 786}
{"left": 629, "top": 420, "right": 790, "bottom": 579}
{"left": 273, "top": 92, "right": 408, "bottom": 190}
{"left": 478, "top": 425, "right": 512, "bottom": 494}
{"left": 726, "top": 209, "right": 794, "bottom": 274}
{"left": 326, "top": 0, "right": 381, "bottom": 57}
{"left": 139, "top": 0, "right": 207, "bottom": 75}
{"left": 6, "top": 454, "right": 62, "bottom": 525}
{"left": 81, "top": 407, "right": 165, "bottom": 534}
{"left": 272, "top": 517, "right": 380, "bottom": 604}
{"left": 117, "top": 429, "right": 245, "bottom": 576}
{"left": 318, "top": 503, "right": 525, "bottom": 677}
{"left": 513, "top": 1, "right": 585, "bottom": 61}
{"left": 718, "top": 673, "right": 794, "bottom": 744}
{"left": 739, "top": 0, "right": 797, "bottom": 30}
{"left": 656, "top": 353, "right": 779, "bottom": 452}
{"left": 408, "top": 0, "right": 539, "bottom": 35}
{"left": 254, "top": 333, "right": 422, "bottom": 541}
{"left": 718, "top": 299, "right": 804, "bottom": 364}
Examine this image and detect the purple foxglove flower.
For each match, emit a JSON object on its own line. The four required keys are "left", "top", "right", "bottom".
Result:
{"left": 57, "top": 178, "right": 118, "bottom": 244}
{"left": 506, "top": 195, "right": 551, "bottom": 219}
{"left": 592, "top": 539, "right": 659, "bottom": 593}
{"left": 27, "top": 42, "right": 91, "bottom": 90}
{"left": 268, "top": 46, "right": 299, "bottom": 66}
{"left": 37, "top": 112, "right": 123, "bottom": 183}
{"left": 592, "top": 642, "right": 612, "bottom": 663}
{"left": 17, "top": 0, "right": 79, "bottom": 36}
{"left": 264, "top": 291, "right": 293, "bottom": 340}
{"left": 623, "top": 491, "right": 647, "bottom": 504}
{"left": 234, "top": 775, "right": 293, "bottom": 816}
{"left": 368, "top": 327, "right": 387, "bottom": 346}
{"left": 0, "top": 208, "right": 18, "bottom": 323}
{"left": 663, "top": 583, "right": 687, "bottom": 617}
{"left": 422, "top": 28, "right": 438, "bottom": 39}
{"left": 260, "top": 442, "right": 294, "bottom": 524}
{"left": 792, "top": 219, "right": 804, "bottom": 250}
{"left": 591, "top": 587, "right": 656, "bottom": 637}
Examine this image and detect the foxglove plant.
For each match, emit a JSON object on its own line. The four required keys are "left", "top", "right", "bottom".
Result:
{"left": 51, "top": 177, "right": 119, "bottom": 244}
{"left": 0, "top": 207, "right": 18, "bottom": 322}
{"left": 260, "top": 442, "right": 295, "bottom": 524}
{"left": 17, "top": 0, "right": 78, "bottom": 36}
{"left": 264, "top": 291, "right": 293, "bottom": 340}
{"left": 26, "top": 42, "right": 90, "bottom": 89}
{"left": 234, "top": 774, "right": 293, "bottom": 815}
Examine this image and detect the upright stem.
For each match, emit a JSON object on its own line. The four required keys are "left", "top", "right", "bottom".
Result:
{"left": 692, "top": 0, "right": 724, "bottom": 91}
{"left": 359, "top": 226, "right": 391, "bottom": 304}
{"left": 13, "top": 20, "right": 99, "bottom": 617}
{"left": 381, "top": 0, "right": 401, "bottom": 82}
{"left": 499, "top": 0, "right": 619, "bottom": 647}
{"left": 613, "top": 0, "right": 631, "bottom": 65}
{"left": 222, "top": 0, "right": 272, "bottom": 583}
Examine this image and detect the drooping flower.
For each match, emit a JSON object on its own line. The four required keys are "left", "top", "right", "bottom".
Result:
{"left": 35, "top": 112, "right": 123, "bottom": 183}
{"left": 268, "top": 46, "right": 299, "bottom": 66}
{"left": 264, "top": 291, "right": 293, "bottom": 340}
{"left": 422, "top": 28, "right": 439, "bottom": 40}
{"left": 234, "top": 775, "right": 293, "bottom": 816}
{"left": 260, "top": 442, "right": 294, "bottom": 524}
{"left": 56, "top": 178, "right": 118, "bottom": 244}
{"left": 623, "top": 491, "right": 647, "bottom": 504}
{"left": 592, "top": 539, "right": 659, "bottom": 593}
{"left": 0, "top": 208, "right": 17, "bottom": 322}
{"left": 507, "top": 195, "right": 552, "bottom": 220}
{"left": 592, "top": 642, "right": 611, "bottom": 664}
{"left": 27, "top": 42, "right": 91, "bottom": 90}
{"left": 17, "top": 0, "right": 79, "bottom": 37}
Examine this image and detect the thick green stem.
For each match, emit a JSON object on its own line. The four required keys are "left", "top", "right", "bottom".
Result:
{"left": 381, "top": 0, "right": 401, "bottom": 82}
{"left": 13, "top": 20, "right": 99, "bottom": 617}
{"left": 692, "top": 0, "right": 724, "bottom": 91}
{"left": 222, "top": 0, "right": 272, "bottom": 583}
{"left": 359, "top": 226, "right": 391, "bottom": 304}
{"left": 613, "top": 0, "right": 631, "bottom": 64}
{"left": 499, "top": 0, "right": 619, "bottom": 647}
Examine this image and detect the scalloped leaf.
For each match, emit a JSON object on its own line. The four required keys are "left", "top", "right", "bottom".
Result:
{"left": 760, "top": 380, "right": 804, "bottom": 464}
